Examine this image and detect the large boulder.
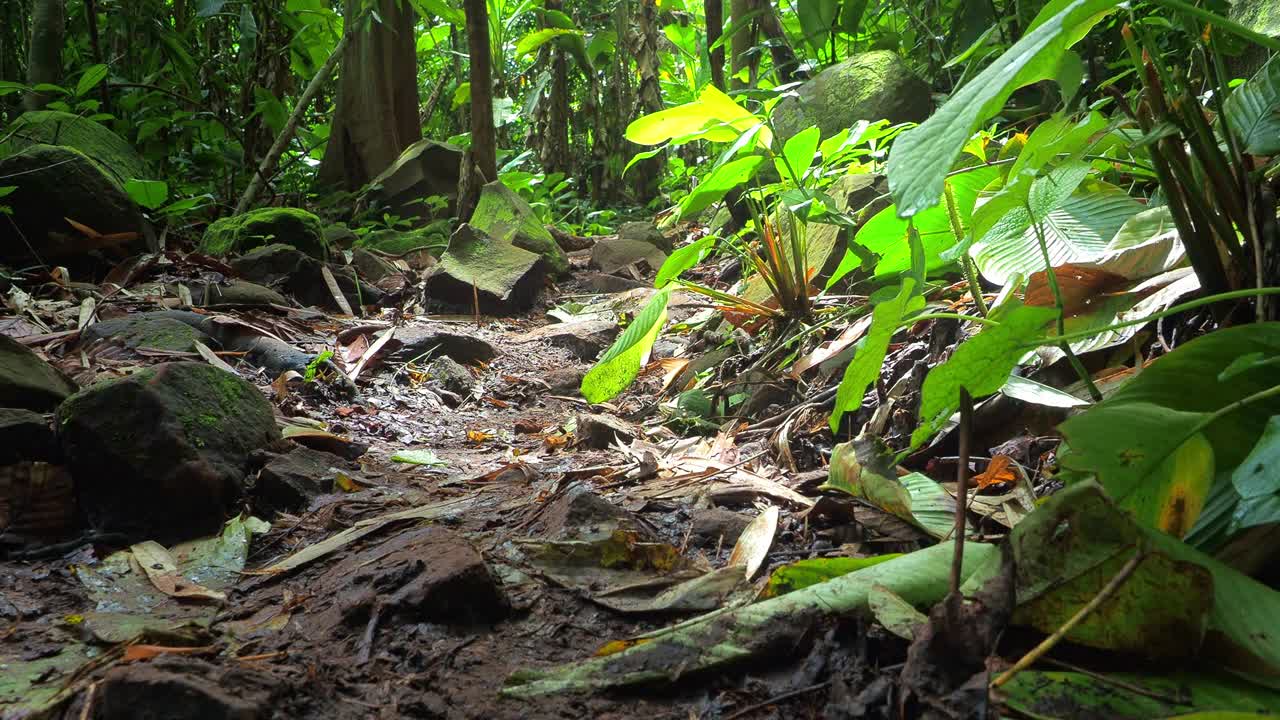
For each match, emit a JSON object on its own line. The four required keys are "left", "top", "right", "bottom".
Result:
{"left": 0, "top": 144, "right": 145, "bottom": 264}
{"left": 55, "top": 362, "right": 280, "bottom": 542}
{"left": 367, "top": 138, "right": 462, "bottom": 218}
{"left": 469, "top": 181, "right": 569, "bottom": 274}
{"left": 771, "top": 51, "right": 933, "bottom": 140}
{"left": 0, "top": 334, "right": 78, "bottom": 411}
{"left": 427, "top": 225, "right": 546, "bottom": 314}
{"left": 200, "top": 207, "right": 328, "bottom": 259}
{"left": 3, "top": 110, "right": 151, "bottom": 184}
{"left": 589, "top": 237, "right": 668, "bottom": 275}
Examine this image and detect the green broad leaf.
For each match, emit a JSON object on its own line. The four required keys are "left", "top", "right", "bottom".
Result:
{"left": 1090, "top": 323, "right": 1280, "bottom": 470}
{"left": 413, "top": 0, "right": 465, "bottom": 24}
{"left": 797, "top": 0, "right": 840, "bottom": 53}
{"left": 75, "top": 64, "right": 109, "bottom": 98}
{"left": 625, "top": 85, "right": 767, "bottom": 147}
{"left": 884, "top": 0, "right": 1120, "bottom": 217}
{"left": 0, "top": 80, "right": 26, "bottom": 96}
{"left": 0, "top": 186, "right": 16, "bottom": 199}
{"left": 820, "top": 434, "right": 956, "bottom": 538}
{"left": 390, "top": 449, "right": 448, "bottom": 467}
{"left": 971, "top": 177, "right": 1141, "bottom": 286}
{"left": 677, "top": 156, "right": 763, "bottom": 220}
{"left": 839, "top": 0, "right": 869, "bottom": 35}
{"left": 452, "top": 82, "right": 471, "bottom": 109}
{"left": 1224, "top": 53, "right": 1280, "bottom": 156}
{"left": 867, "top": 584, "right": 927, "bottom": 640}
{"left": 622, "top": 146, "right": 664, "bottom": 178}
{"left": 1000, "top": 374, "right": 1091, "bottom": 408}
{"left": 655, "top": 235, "right": 716, "bottom": 288}
{"left": 581, "top": 290, "right": 670, "bottom": 403}
{"left": 1001, "top": 670, "right": 1280, "bottom": 720}
{"left": 515, "top": 28, "right": 583, "bottom": 58}
{"left": 837, "top": 164, "right": 1000, "bottom": 284}
{"left": 124, "top": 179, "right": 169, "bottom": 210}
{"left": 1007, "top": 110, "right": 1109, "bottom": 182}
{"left": 776, "top": 125, "right": 820, "bottom": 185}
{"left": 763, "top": 554, "right": 901, "bottom": 598}
{"left": 31, "top": 83, "right": 69, "bottom": 95}
{"left": 1229, "top": 416, "right": 1280, "bottom": 533}
{"left": 830, "top": 280, "right": 922, "bottom": 432}
{"left": 912, "top": 302, "right": 1058, "bottom": 447}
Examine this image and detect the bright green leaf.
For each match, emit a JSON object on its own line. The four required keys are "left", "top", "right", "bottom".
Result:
{"left": 777, "top": 125, "right": 820, "bottom": 185}
{"left": 124, "top": 179, "right": 169, "bottom": 210}
{"left": 582, "top": 290, "right": 670, "bottom": 403}
{"left": 830, "top": 280, "right": 921, "bottom": 432}
{"left": 74, "top": 64, "right": 108, "bottom": 98}
{"left": 677, "top": 156, "right": 763, "bottom": 220}
{"left": 1224, "top": 53, "right": 1280, "bottom": 156}
{"left": 625, "top": 85, "right": 768, "bottom": 147}
{"left": 656, "top": 235, "right": 716, "bottom": 288}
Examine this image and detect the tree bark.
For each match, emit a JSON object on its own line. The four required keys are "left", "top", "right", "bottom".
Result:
{"left": 705, "top": 0, "right": 725, "bottom": 90}
{"left": 728, "top": 0, "right": 754, "bottom": 90}
{"left": 316, "top": 0, "right": 421, "bottom": 192}
{"left": 24, "top": 0, "right": 65, "bottom": 111}
{"left": 758, "top": 1, "right": 800, "bottom": 84}
{"left": 633, "top": 0, "right": 663, "bottom": 201}
{"left": 535, "top": 0, "right": 571, "bottom": 175}
{"left": 460, "top": 0, "right": 497, "bottom": 220}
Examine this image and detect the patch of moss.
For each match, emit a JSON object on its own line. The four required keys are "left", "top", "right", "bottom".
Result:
{"left": 7, "top": 110, "right": 150, "bottom": 185}
{"left": 469, "top": 181, "right": 568, "bottom": 274}
{"left": 357, "top": 227, "right": 449, "bottom": 257}
{"left": 200, "top": 207, "right": 328, "bottom": 259}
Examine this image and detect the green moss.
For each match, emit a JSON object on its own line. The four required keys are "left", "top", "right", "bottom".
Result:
{"left": 199, "top": 207, "right": 328, "bottom": 259}
{"left": 357, "top": 227, "right": 448, "bottom": 256}
{"left": 469, "top": 181, "right": 569, "bottom": 274}
{"left": 7, "top": 110, "right": 150, "bottom": 185}
{"left": 771, "top": 51, "right": 932, "bottom": 140}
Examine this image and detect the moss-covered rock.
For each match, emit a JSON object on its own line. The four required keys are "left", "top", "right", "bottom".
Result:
{"left": 357, "top": 227, "right": 449, "bottom": 257}
{"left": 771, "top": 51, "right": 933, "bottom": 140}
{"left": 0, "top": 334, "right": 79, "bottom": 411}
{"left": 428, "top": 224, "right": 545, "bottom": 313}
{"left": 79, "top": 313, "right": 214, "bottom": 353}
{"left": 367, "top": 138, "right": 462, "bottom": 217}
{"left": 0, "top": 144, "right": 145, "bottom": 264}
{"left": 4, "top": 110, "right": 151, "bottom": 184}
{"left": 229, "top": 243, "right": 381, "bottom": 310}
{"left": 200, "top": 207, "right": 327, "bottom": 258}
{"left": 469, "top": 181, "right": 569, "bottom": 274}
{"left": 55, "top": 362, "right": 279, "bottom": 542}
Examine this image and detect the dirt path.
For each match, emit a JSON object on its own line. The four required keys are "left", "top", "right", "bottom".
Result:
{"left": 1, "top": 265, "right": 857, "bottom": 720}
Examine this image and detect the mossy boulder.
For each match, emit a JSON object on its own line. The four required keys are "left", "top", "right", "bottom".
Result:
{"left": 367, "top": 138, "right": 462, "bottom": 217}
{"left": 357, "top": 227, "right": 449, "bottom": 257}
{"left": 428, "top": 224, "right": 545, "bottom": 313}
{"left": 200, "top": 208, "right": 328, "bottom": 259}
{"left": 0, "top": 144, "right": 145, "bottom": 264}
{"left": 771, "top": 51, "right": 933, "bottom": 140}
{"left": 469, "top": 181, "right": 569, "bottom": 274}
{"left": 0, "top": 334, "right": 79, "bottom": 411}
{"left": 229, "top": 243, "right": 381, "bottom": 310}
{"left": 4, "top": 110, "right": 151, "bottom": 184}
{"left": 55, "top": 362, "right": 280, "bottom": 542}
{"left": 79, "top": 313, "right": 213, "bottom": 354}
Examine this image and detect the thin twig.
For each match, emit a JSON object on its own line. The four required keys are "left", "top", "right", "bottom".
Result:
{"left": 951, "top": 388, "right": 972, "bottom": 596}
{"left": 723, "top": 680, "right": 831, "bottom": 720}
{"left": 992, "top": 548, "right": 1147, "bottom": 688}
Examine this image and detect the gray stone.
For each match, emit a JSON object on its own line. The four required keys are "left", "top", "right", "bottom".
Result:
{"left": 529, "top": 482, "right": 653, "bottom": 542}
{"left": 367, "top": 138, "right": 462, "bottom": 218}
{"left": 0, "top": 334, "right": 78, "bottom": 411}
{"left": 617, "top": 221, "right": 672, "bottom": 253}
{"left": 384, "top": 324, "right": 497, "bottom": 365}
{"left": 0, "top": 408, "right": 55, "bottom": 464}
{"left": 230, "top": 244, "right": 381, "bottom": 311}
{"left": 80, "top": 314, "right": 213, "bottom": 353}
{"left": 182, "top": 279, "right": 290, "bottom": 308}
{"left": 771, "top": 51, "right": 933, "bottom": 141}
{"left": 689, "top": 508, "right": 751, "bottom": 548}
{"left": 517, "top": 320, "right": 619, "bottom": 361}
{"left": 252, "top": 445, "right": 347, "bottom": 515}
{"left": 575, "top": 412, "right": 637, "bottom": 449}
{"left": 469, "top": 181, "right": 569, "bottom": 274}
{"left": 0, "top": 145, "right": 144, "bottom": 264}
{"left": 589, "top": 237, "right": 668, "bottom": 275}
{"left": 350, "top": 247, "right": 402, "bottom": 283}
{"left": 427, "top": 225, "right": 546, "bottom": 314}
{"left": 56, "top": 362, "right": 280, "bottom": 542}
{"left": 585, "top": 272, "right": 649, "bottom": 293}
{"left": 427, "top": 355, "right": 474, "bottom": 396}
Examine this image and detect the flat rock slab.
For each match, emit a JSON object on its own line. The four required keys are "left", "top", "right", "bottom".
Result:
{"left": 428, "top": 225, "right": 546, "bottom": 314}
{"left": 94, "top": 657, "right": 274, "bottom": 720}
{"left": 528, "top": 482, "right": 654, "bottom": 542}
{"left": 80, "top": 314, "right": 213, "bottom": 353}
{"left": 323, "top": 525, "right": 507, "bottom": 627}
{"left": 384, "top": 324, "right": 497, "bottom": 365}
{"left": 589, "top": 237, "right": 668, "bottom": 275}
{"left": 516, "top": 320, "right": 619, "bottom": 361}
{"left": 0, "top": 335, "right": 79, "bottom": 412}
{"left": 617, "top": 221, "right": 672, "bottom": 253}
{"left": 56, "top": 362, "right": 280, "bottom": 543}
{"left": 575, "top": 412, "right": 638, "bottom": 449}
{"left": 469, "top": 181, "right": 569, "bottom": 273}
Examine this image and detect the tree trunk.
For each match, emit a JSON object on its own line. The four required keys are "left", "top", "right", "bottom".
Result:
{"left": 535, "top": 0, "right": 571, "bottom": 176}
{"left": 24, "top": 0, "right": 65, "bottom": 111}
{"left": 316, "top": 0, "right": 421, "bottom": 192}
{"left": 633, "top": 0, "right": 663, "bottom": 201}
{"left": 758, "top": 2, "right": 800, "bottom": 84}
{"left": 705, "top": 0, "right": 725, "bottom": 90}
{"left": 593, "top": 0, "right": 636, "bottom": 203}
{"left": 460, "top": 0, "right": 497, "bottom": 220}
{"left": 728, "top": 0, "right": 754, "bottom": 90}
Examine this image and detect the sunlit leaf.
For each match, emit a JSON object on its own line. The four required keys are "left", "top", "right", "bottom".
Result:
{"left": 582, "top": 289, "right": 670, "bottom": 403}
{"left": 655, "top": 235, "right": 716, "bottom": 288}
{"left": 124, "top": 179, "right": 169, "bottom": 210}
{"left": 74, "top": 64, "right": 108, "bottom": 98}
{"left": 830, "top": 280, "right": 922, "bottom": 432}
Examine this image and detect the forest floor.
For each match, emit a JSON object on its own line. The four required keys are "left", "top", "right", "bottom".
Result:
{"left": 1, "top": 245, "right": 908, "bottom": 720}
